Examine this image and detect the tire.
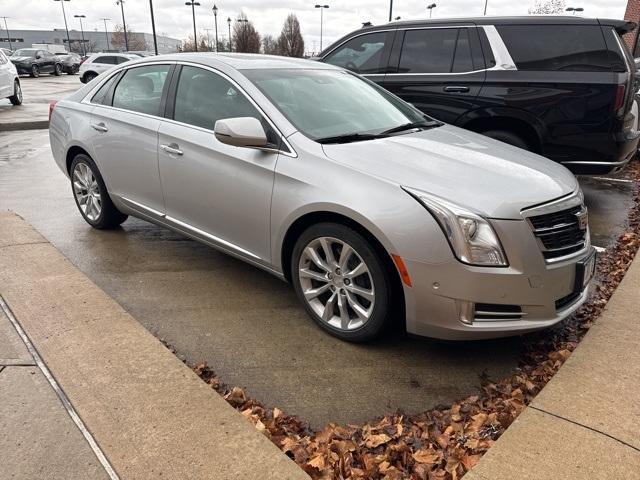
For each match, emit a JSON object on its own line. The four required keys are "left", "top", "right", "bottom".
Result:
{"left": 8, "top": 81, "right": 22, "bottom": 105}
{"left": 29, "top": 64, "right": 39, "bottom": 78}
{"left": 69, "top": 154, "right": 128, "bottom": 230}
{"left": 53, "top": 63, "right": 62, "bottom": 76}
{"left": 482, "top": 130, "right": 530, "bottom": 150}
{"left": 83, "top": 72, "right": 97, "bottom": 83}
{"left": 291, "top": 222, "right": 392, "bottom": 342}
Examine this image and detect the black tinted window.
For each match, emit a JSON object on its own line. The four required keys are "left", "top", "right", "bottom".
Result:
{"left": 115, "top": 56, "right": 131, "bottom": 64}
{"left": 398, "top": 28, "right": 459, "bottom": 73}
{"left": 497, "top": 25, "right": 611, "bottom": 72}
{"left": 452, "top": 29, "right": 474, "bottom": 73}
{"left": 173, "top": 66, "right": 261, "bottom": 131}
{"left": 112, "top": 64, "right": 170, "bottom": 116}
{"left": 93, "top": 56, "right": 116, "bottom": 64}
{"left": 324, "top": 32, "right": 387, "bottom": 74}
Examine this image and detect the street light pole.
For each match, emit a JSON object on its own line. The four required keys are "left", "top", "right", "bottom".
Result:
{"left": 314, "top": 4, "right": 329, "bottom": 52}
{"left": 100, "top": 18, "right": 111, "bottom": 51}
{"left": 74, "top": 15, "right": 86, "bottom": 55}
{"left": 212, "top": 4, "right": 219, "bottom": 52}
{"left": 185, "top": 1, "right": 201, "bottom": 52}
{"left": 0, "top": 17, "right": 12, "bottom": 51}
{"left": 388, "top": 0, "right": 393, "bottom": 22}
{"left": 483, "top": 0, "right": 488, "bottom": 15}
{"left": 227, "top": 17, "right": 232, "bottom": 52}
{"left": 204, "top": 28, "right": 213, "bottom": 51}
{"left": 116, "top": 1, "right": 129, "bottom": 51}
{"left": 427, "top": 3, "right": 437, "bottom": 18}
{"left": 149, "top": 0, "right": 159, "bottom": 55}
{"left": 53, "top": 0, "right": 71, "bottom": 52}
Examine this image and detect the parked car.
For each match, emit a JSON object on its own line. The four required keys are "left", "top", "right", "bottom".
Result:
{"left": 0, "top": 49, "right": 21, "bottom": 105}
{"left": 79, "top": 53, "right": 138, "bottom": 83}
{"left": 57, "top": 52, "right": 82, "bottom": 74}
{"left": 318, "top": 16, "right": 639, "bottom": 175}
{"left": 10, "top": 48, "right": 62, "bottom": 77}
{"left": 49, "top": 54, "right": 596, "bottom": 342}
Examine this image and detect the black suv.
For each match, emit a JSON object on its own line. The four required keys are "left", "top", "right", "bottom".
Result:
{"left": 318, "top": 17, "right": 639, "bottom": 175}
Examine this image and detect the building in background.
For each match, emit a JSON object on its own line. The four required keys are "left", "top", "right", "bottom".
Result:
{"left": 624, "top": 0, "right": 640, "bottom": 55}
{"left": 0, "top": 28, "right": 180, "bottom": 54}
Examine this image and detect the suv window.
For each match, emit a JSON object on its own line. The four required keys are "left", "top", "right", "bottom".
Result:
{"left": 112, "top": 64, "right": 170, "bottom": 116}
{"left": 399, "top": 28, "right": 469, "bottom": 74}
{"left": 324, "top": 32, "right": 387, "bottom": 74}
{"left": 93, "top": 56, "right": 116, "bottom": 64}
{"left": 173, "top": 66, "right": 261, "bottom": 131}
{"left": 115, "top": 56, "right": 131, "bottom": 64}
{"left": 497, "top": 25, "right": 611, "bottom": 72}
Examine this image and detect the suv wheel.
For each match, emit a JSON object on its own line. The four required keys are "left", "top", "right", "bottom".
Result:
{"left": 53, "top": 63, "right": 62, "bottom": 76}
{"left": 30, "top": 64, "right": 39, "bottom": 78}
{"left": 483, "top": 130, "right": 530, "bottom": 151}
{"left": 8, "top": 81, "right": 22, "bottom": 106}
{"left": 291, "top": 223, "right": 391, "bottom": 342}
{"left": 70, "top": 154, "right": 128, "bottom": 229}
{"left": 83, "top": 72, "right": 97, "bottom": 83}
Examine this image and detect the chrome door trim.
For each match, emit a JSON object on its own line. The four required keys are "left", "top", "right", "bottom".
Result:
{"left": 120, "top": 195, "right": 262, "bottom": 261}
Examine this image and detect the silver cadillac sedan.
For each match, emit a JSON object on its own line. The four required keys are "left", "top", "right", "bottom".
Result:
{"left": 49, "top": 53, "right": 596, "bottom": 342}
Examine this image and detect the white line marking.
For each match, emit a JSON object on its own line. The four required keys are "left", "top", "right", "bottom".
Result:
{"left": 0, "top": 296, "right": 120, "bottom": 480}
{"left": 590, "top": 177, "right": 634, "bottom": 184}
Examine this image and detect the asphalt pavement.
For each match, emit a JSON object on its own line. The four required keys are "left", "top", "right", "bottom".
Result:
{"left": 0, "top": 128, "right": 634, "bottom": 428}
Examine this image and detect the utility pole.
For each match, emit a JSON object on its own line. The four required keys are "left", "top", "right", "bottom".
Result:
{"left": 212, "top": 4, "right": 219, "bottom": 52}
{"left": 227, "top": 17, "right": 232, "bottom": 52}
{"left": 149, "top": 0, "right": 159, "bottom": 54}
{"left": 0, "top": 17, "right": 11, "bottom": 51}
{"left": 314, "top": 4, "right": 329, "bottom": 52}
{"left": 100, "top": 18, "right": 111, "bottom": 51}
{"left": 74, "top": 14, "right": 86, "bottom": 55}
{"left": 53, "top": 0, "right": 71, "bottom": 51}
{"left": 483, "top": 0, "right": 488, "bottom": 15}
{"left": 388, "top": 0, "right": 393, "bottom": 22}
{"left": 185, "top": 1, "right": 201, "bottom": 52}
{"left": 116, "top": 0, "right": 129, "bottom": 51}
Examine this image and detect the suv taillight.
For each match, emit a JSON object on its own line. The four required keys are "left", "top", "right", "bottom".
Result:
{"left": 49, "top": 101, "right": 58, "bottom": 121}
{"left": 614, "top": 84, "right": 626, "bottom": 116}
{"left": 79, "top": 56, "right": 87, "bottom": 64}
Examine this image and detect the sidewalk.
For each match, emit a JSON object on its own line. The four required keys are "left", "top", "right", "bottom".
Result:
{"left": 466, "top": 250, "right": 640, "bottom": 479}
{"left": 0, "top": 211, "right": 308, "bottom": 480}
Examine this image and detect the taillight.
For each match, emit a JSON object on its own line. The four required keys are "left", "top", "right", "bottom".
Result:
{"left": 614, "top": 84, "right": 626, "bottom": 115}
{"left": 79, "top": 57, "right": 87, "bottom": 65}
{"left": 49, "top": 100, "right": 58, "bottom": 121}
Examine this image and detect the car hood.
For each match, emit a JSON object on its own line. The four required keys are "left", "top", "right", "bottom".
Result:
{"left": 321, "top": 124, "right": 578, "bottom": 219}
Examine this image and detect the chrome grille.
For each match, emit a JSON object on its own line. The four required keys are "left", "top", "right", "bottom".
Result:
{"left": 528, "top": 205, "right": 588, "bottom": 261}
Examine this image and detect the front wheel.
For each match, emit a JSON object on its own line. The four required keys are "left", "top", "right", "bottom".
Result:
{"left": 8, "top": 81, "right": 22, "bottom": 105}
{"left": 53, "top": 63, "right": 62, "bottom": 76}
{"left": 70, "top": 154, "right": 128, "bottom": 229}
{"left": 291, "top": 223, "right": 392, "bottom": 342}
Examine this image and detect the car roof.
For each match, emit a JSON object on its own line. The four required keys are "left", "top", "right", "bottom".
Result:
{"left": 124, "top": 52, "right": 339, "bottom": 71}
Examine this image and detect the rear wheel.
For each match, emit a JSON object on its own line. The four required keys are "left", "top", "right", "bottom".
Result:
{"left": 29, "top": 64, "right": 39, "bottom": 78}
{"left": 8, "top": 81, "right": 22, "bottom": 105}
{"left": 291, "top": 223, "right": 391, "bottom": 342}
{"left": 70, "top": 154, "right": 128, "bottom": 229}
{"left": 83, "top": 72, "right": 97, "bottom": 83}
{"left": 53, "top": 63, "right": 62, "bottom": 76}
{"left": 482, "top": 130, "right": 530, "bottom": 150}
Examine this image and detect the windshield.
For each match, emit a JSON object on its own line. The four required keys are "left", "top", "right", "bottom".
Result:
{"left": 12, "top": 49, "right": 38, "bottom": 57}
{"left": 244, "top": 68, "right": 434, "bottom": 141}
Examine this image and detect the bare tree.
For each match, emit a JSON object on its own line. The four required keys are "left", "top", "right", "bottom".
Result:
{"left": 276, "top": 14, "right": 305, "bottom": 57}
{"left": 181, "top": 34, "right": 209, "bottom": 52}
{"left": 111, "top": 24, "right": 147, "bottom": 51}
{"left": 262, "top": 34, "right": 278, "bottom": 55}
{"left": 69, "top": 38, "right": 98, "bottom": 54}
{"left": 528, "top": 0, "right": 566, "bottom": 14}
{"left": 233, "top": 14, "right": 261, "bottom": 53}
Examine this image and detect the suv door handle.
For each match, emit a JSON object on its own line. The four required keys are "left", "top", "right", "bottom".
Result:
{"left": 160, "top": 143, "right": 183, "bottom": 156}
{"left": 90, "top": 122, "right": 108, "bottom": 132}
{"left": 443, "top": 86, "right": 470, "bottom": 93}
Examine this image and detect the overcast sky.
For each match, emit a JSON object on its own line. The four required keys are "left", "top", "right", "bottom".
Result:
{"left": 0, "top": 0, "right": 630, "bottom": 52}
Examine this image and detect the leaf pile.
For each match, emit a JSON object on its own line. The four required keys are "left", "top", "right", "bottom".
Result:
{"left": 189, "top": 161, "right": 640, "bottom": 480}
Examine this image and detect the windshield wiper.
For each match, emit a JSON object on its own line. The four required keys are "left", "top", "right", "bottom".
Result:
{"left": 316, "top": 133, "right": 386, "bottom": 144}
{"left": 380, "top": 120, "right": 441, "bottom": 135}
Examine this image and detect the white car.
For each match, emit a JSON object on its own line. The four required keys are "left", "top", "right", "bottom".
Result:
{"left": 79, "top": 53, "right": 138, "bottom": 84}
{"left": 0, "top": 49, "right": 21, "bottom": 105}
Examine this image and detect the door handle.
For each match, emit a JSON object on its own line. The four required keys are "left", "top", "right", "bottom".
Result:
{"left": 160, "top": 143, "right": 183, "bottom": 156}
{"left": 90, "top": 122, "right": 108, "bottom": 132}
{"left": 443, "top": 86, "right": 470, "bottom": 93}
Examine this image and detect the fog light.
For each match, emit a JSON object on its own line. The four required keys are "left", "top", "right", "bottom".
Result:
{"left": 456, "top": 300, "right": 475, "bottom": 325}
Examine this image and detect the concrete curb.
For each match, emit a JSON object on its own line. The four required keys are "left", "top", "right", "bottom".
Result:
{"left": 0, "top": 120, "right": 49, "bottom": 131}
{"left": 467, "top": 252, "right": 640, "bottom": 479}
{"left": 0, "top": 212, "right": 309, "bottom": 480}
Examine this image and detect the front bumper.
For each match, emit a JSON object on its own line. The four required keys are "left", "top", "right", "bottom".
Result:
{"left": 402, "top": 218, "right": 594, "bottom": 340}
{"left": 13, "top": 64, "right": 32, "bottom": 75}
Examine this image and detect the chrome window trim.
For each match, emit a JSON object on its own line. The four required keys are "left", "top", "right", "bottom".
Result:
{"left": 611, "top": 28, "right": 631, "bottom": 74}
{"left": 481, "top": 25, "right": 517, "bottom": 71}
{"left": 81, "top": 60, "right": 297, "bottom": 158}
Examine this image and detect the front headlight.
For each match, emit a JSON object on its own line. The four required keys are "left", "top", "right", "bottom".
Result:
{"left": 403, "top": 187, "right": 508, "bottom": 267}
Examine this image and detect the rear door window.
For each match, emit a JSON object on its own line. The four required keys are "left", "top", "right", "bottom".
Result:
{"left": 398, "top": 28, "right": 466, "bottom": 73}
{"left": 324, "top": 32, "right": 388, "bottom": 74}
{"left": 496, "top": 25, "right": 611, "bottom": 71}
{"left": 112, "top": 64, "right": 170, "bottom": 116}
{"left": 93, "top": 56, "right": 116, "bottom": 65}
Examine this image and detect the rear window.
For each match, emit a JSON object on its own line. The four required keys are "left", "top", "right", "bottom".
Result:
{"left": 497, "top": 25, "right": 611, "bottom": 72}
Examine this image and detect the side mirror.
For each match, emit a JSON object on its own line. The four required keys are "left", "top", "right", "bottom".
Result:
{"left": 214, "top": 117, "right": 268, "bottom": 149}
{"left": 36, "top": 54, "right": 42, "bottom": 59}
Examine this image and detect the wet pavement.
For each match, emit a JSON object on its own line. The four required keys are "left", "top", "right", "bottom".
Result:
{"left": 0, "top": 129, "right": 635, "bottom": 428}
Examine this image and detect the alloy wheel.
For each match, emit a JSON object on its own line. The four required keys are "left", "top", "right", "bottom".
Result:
{"left": 298, "top": 236, "right": 375, "bottom": 331}
{"left": 14, "top": 82, "right": 22, "bottom": 103}
{"left": 72, "top": 162, "right": 102, "bottom": 221}
{"left": 31, "top": 65, "right": 39, "bottom": 77}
